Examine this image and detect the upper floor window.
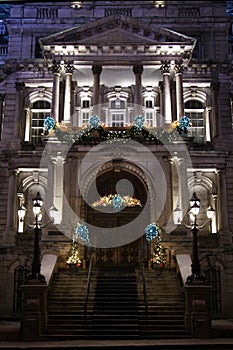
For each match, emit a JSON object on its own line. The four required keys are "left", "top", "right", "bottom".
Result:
{"left": 109, "top": 97, "right": 127, "bottom": 126}
{"left": 79, "top": 97, "right": 91, "bottom": 126}
{"left": 143, "top": 97, "right": 157, "bottom": 127}
{"left": 185, "top": 100, "right": 205, "bottom": 144}
{"left": 110, "top": 99, "right": 126, "bottom": 109}
{"left": 145, "top": 100, "right": 153, "bottom": 108}
{"left": 111, "top": 113, "right": 125, "bottom": 127}
{"left": 26, "top": 100, "right": 51, "bottom": 144}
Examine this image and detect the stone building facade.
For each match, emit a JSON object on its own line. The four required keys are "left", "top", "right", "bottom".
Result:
{"left": 0, "top": 0, "right": 233, "bottom": 322}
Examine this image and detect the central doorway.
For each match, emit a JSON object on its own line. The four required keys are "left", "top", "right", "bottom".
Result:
{"left": 84, "top": 166, "right": 149, "bottom": 267}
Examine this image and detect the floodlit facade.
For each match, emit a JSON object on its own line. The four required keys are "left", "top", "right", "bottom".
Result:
{"left": 0, "top": 0, "right": 233, "bottom": 329}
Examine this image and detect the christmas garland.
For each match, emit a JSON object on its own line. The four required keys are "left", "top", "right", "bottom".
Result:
{"left": 43, "top": 115, "right": 191, "bottom": 145}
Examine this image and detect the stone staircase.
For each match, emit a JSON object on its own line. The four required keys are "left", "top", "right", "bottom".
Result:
{"left": 46, "top": 268, "right": 93, "bottom": 339}
{"left": 46, "top": 265, "right": 190, "bottom": 340}
{"left": 89, "top": 266, "right": 140, "bottom": 339}
{"left": 138, "top": 267, "right": 190, "bottom": 339}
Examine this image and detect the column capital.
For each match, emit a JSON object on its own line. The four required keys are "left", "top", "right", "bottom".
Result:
{"left": 64, "top": 62, "right": 74, "bottom": 74}
{"left": 133, "top": 64, "right": 143, "bottom": 75}
{"left": 51, "top": 61, "right": 61, "bottom": 74}
{"left": 92, "top": 64, "right": 102, "bottom": 75}
{"left": 160, "top": 60, "right": 171, "bottom": 75}
{"left": 15, "top": 82, "right": 25, "bottom": 91}
{"left": 174, "top": 60, "right": 184, "bottom": 74}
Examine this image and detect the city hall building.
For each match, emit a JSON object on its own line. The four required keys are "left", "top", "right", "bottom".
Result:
{"left": 0, "top": 0, "right": 233, "bottom": 341}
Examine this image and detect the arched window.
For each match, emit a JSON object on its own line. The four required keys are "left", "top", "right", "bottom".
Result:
{"left": 25, "top": 99, "right": 51, "bottom": 144}
{"left": 31, "top": 100, "right": 51, "bottom": 144}
{"left": 109, "top": 97, "right": 127, "bottom": 127}
{"left": 185, "top": 100, "right": 205, "bottom": 144}
{"left": 142, "top": 89, "right": 159, "bottom": 127}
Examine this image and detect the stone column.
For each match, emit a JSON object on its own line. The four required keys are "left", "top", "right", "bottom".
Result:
{"left": 71, "top": 81, "right": 77, "bottom": 122}
{"left": 160, "top": 61, "right": 172, "bottom": 125}
{"left": 51, "top": 61, "right": 61, "bottom": 122}
{"left": 51, "top": 153, "right": 65, "bottom": 225}
{"left": 217, "top": 169, "right": 231, "bottom": 246}
{"left": 62, "top": 157, "right": 71, "bottom": 230}
{"left": 0, "top": 93, "right": 5, "bottom": 140}
{"left": 133, "top": 64, "right": 143, "bottom": 115}
{"left": 178, "top": 156, "right": 189, "bottom": 222}
{"left": 210, "top": 82, "right": 220, "bottom": 139}
{"left": 14, "top": 82, "right": 25, "bottom": 139}
{"left": 92, "top": 64, "right": 102, "bottom": 115}
{"left": 24, "top": 108, "right": 31, "bottom": 142}
{"left": 63, "top": 61, "right": 74, "bottom": 124}
{"left": 3, "top": 169, "right": 18, "bottom": 245}
{"left": 205, "top": 107, "right": 211, "bottom": 142}
{"left": 175, "top": 60, "right": 184, "bottom": 120}
{"left": 163, "top": 157, "right": 173, "bottom": 229}
{"left": 158, "top": 81, "right": 164, "bottom": 127}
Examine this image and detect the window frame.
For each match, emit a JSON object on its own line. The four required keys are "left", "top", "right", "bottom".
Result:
{"left": 184, "top": 99, "right": 205, "bottom": 144}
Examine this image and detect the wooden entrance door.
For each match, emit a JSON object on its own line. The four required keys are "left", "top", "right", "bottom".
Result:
{"left": 84, "top": 168, "right": 149, "bottom": 267}
{"left": 87, "top": 211, "right": 147, "bottom": 267}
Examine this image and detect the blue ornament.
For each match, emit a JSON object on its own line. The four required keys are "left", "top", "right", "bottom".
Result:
{"left": 134, "top": 115, "right": 144, "bottom": 130}
{"left": 89, "top": 115, "right": 100, "bottom": 129}
{"left": 145, "top": 223, "right": 158, "bottom": 243}
{"left": 43, "top": 116, "right": 55, "bottom": 133}
{"left": 74, "top": 224, "right": 89, "bottom": 245}
{"left": 179, "top": 116, "right": 190, "bottom": 132}
{"left": 112, "top": 195, "right": 123, "bottom": 211}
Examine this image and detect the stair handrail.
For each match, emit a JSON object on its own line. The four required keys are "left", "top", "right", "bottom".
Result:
{"left": 141, "top": 264, "right": 148, "bottom": 325}
{"left": 84, "top": 253, "right": 94, "bottom": 323}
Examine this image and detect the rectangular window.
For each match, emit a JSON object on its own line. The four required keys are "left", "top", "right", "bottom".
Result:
{"left": 145, "top": 111, "right": 154, "bottom": 127}
{"left": 145, "top": 100, "right": 153, "bottom": 108}
{"left": 31, "top": 110, "right": 50, "bottom": 144}
{"left": 111, "top": 113, "right": 124, "bottom": 127}
{"left": 110, "top": 100, "right": 126, "bottom": 109}
{"left": 186, "top": 111, "right": 204, "bottom": 144}
{"left": 82, "top": 100, "right": 90, "bottom": 108}
{"left": 81, "top": 111, "right": 90, "bottom": 125}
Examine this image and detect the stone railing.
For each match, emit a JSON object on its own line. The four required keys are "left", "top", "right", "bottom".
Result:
{"left": 105, "top": 8, "right": 132, "bottom": 17}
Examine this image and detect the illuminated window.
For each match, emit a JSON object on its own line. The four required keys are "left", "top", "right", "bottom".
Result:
{"left": 185, "top": 100, "right": 205, "bottom": 144}
{"left": 80, "top": 96, "right": 91, "bottom": 126}
{"left": 110, "top": 99, "right": 126, "bottom": 109}
{"left": 111, "top": 113, "right": 125, "bottom": 127}
{"left": 81, "top": 111, "right": 90, "bottom": 125}
{"left": 143, "top": 97, "right": 156, "bottom": 127}
{"left": 31, "top": 100, "right": 51, "bottom": 144}
{"left": 109, "top": 97, "right": 127, "bottom": 126}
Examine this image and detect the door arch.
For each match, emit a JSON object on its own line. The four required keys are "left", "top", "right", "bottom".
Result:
{"left": 84, "top": 165, "right": 149, "bottom": 267}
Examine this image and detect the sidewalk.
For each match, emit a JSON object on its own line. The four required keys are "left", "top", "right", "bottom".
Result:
{"left": 0, "top": 319, "right": 233, "bottom": 348}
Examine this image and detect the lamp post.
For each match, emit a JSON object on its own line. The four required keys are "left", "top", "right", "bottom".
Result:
{"left": 174, "top": 192, "right": 215, "bottom": 284}
{"left": 189, "top": 192, "right": 201, "bottom": 281}
{"left": 30, "top": 192, "right": 44, "bottom": 282}
{"left": 17, "top": 191, "right": 58, "bottom": 283}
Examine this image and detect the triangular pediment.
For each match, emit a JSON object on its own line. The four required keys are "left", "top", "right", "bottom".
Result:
{"left": 40, "top": 15, "right": 195, "bottom": 46}
{"left": 40, "top": 15, "right": 196, "bottom": 63}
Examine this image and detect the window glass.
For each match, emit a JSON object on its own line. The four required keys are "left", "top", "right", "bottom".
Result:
{"left": 111, "top": 113, "right": 124, "bottom": 127}
{"left": 185, "top": 100, "right": 205, "bottom": 144}
{"left": 31, "top": 100, "right": 51, "bottom": 144}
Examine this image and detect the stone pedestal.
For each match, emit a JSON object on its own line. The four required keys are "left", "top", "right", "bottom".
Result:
{"left": 184, "top": 281, "right": 212, "bottom": 338}
{"left": 20, "top": 281, "right": 48, "bottom": 341}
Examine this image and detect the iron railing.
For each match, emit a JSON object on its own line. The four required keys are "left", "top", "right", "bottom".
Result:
{"left": 83, "top": 254, "right": 94, "bottom": 323}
